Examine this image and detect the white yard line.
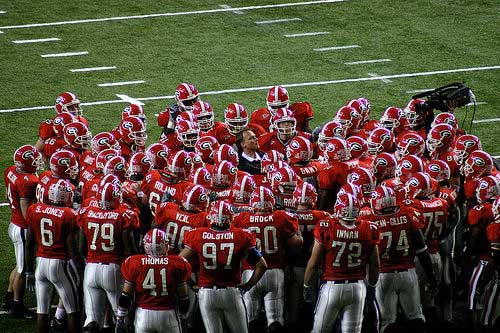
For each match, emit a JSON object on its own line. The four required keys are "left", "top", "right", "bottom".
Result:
{"left": 0, "top": 11, "right": 6, "bottom": 14}
{"left": 255, "top": 18, "right": 302, "bottom": 24}
{"left": 98, "top": 80, "right": 145, "bottom": 87}
{"left": 345, "top": 59, "right": 392, "bottom": 65}
{"left": 13, "top": 37, "right": 60, "bottom": 44}
{"left": 285, "top": 31, "right": 330, "bottom": 38}
{"left": 367, "top": 72, "right": 392, "bottom": 83}
{"left": 314, "top": 45, "right": 359, "bottom": 51}
{"left": 472, "top": 117, "right": 500, "bottom": 124}
{"left": 41, "top": 51, "right": 88, "bottom": 58}
{"left": 406, "top": 89, "right": 434, "bottom": 94}
{"left": 1, "top": 65, "right": 499, "bottom": 113}
{"left": 116, "top": 94, "right": 145, "bottom": 105}
{"left": 0, "top": 31, "right": 3, "bottom": 34}
{"left": 219, "top": 4, "right": 245, "bottom": 15}
{"left": 0, "top": 1, "right": 346, "bottom": 30}
{"left": 0, "top": 203, "right": 9, "bottom": 207}
{"left": 70, "top": 66, "right": 116, "bottom": 72}
{"left": 466, "top": 101, "right": 487, "bottom": 106}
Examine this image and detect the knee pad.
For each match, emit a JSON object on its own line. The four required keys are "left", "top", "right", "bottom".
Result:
{"left": 82, "top": 321, "right": 100, "bottom": 333}
{"left": 268, "top": 321, "right": 283, "bottom": 333}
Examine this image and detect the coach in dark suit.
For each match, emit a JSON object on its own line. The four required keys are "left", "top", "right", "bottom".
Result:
{"left": 236, "top": 128, "right": 265, "bottom": 175}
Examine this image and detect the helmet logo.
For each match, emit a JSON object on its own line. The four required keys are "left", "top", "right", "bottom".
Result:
{"left": 56, "top": 96, "right": 65, "bottom": 104}
{"left": 401, "top": 160, "right": 413, "bottom": 169}
{"left": 472, "top": 157, "right": 485, "bottom": 166}
{"left": 98, "top": 137, "right": 109, "bottom": 145}
{"left": 463, "top": 139, "right": 476, "bottom": 148}
{"left": 428, "top": 164, "right": 440, "bottom": 172}
{"left": 22, "top": 150, "right": 34, "bottom": 160}
{"left": 122, "top": 121, "right": 133, "bottom": 129}
{"left": 66, "top": 127, "right": 78, "bottom": 135}
{"left": 58, "top": 157, "right": 70, "bottom": 166}
{"left": 290, "top": 140, "right": 300, "bottom": 149}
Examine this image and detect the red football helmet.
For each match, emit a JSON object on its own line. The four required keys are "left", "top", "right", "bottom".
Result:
{"left": 492, "top": 196, "right": 500, "bottom": 221}
{"left": 119, "top": 116, "right": 147, "bottom": 147}
{"left": 250, "top": 186, "right": 276, "bottom": 212}
{"left": 126, "top": 152, "right": 152, "bottom": 180}
{"left": 195, "top": 136, "right": 220, "bottom": 164}
{"left": 55, "top": 92, "right": 82, "bottom": 116}
{"left": 175, "top": 119, "right": 199, "bottom": 148}
{"left": 192, "top": 101, "right": 215, "bottom": 131}
{"left": 270, "top": 166, "right": 298, "bottom": 196}
{"left": 231, "top": 174, "right": 257, "bottom": 204}
{"left": 103, "top": 156, "right": 128, "bottom": 182}
{"left": 453, "top": 134, "right": 482, "bottom": 166}
{"left": 370, "top": 186, "right": 397, "bottom": 213}
{"left": 267, "top": 86, "right": 290, "bottom": 114}
{"left": 432, "top": 112, "right": 458, "bottom": 129}
{"left": 346, "top": 136, "right": 368, "bottom": 159}
{"left": 261, "top": 160, "right": 289, "bottom": 177}
{"left": 52, "top": 112, "right": 76, "bottom": 136}
{"left": 208, "top": 200, "right": 234, "bottom": 227}
{"left": 476, "top": 175, "right": 500, "bottom": 204}
{"left": 212, "top": 161, "right": 238, "bottom": 188}
{"left": 175, "top": 83, "right": 199, "bottom": 112}
{"left": 224, "top": 103, "right": 248, "bottom": 135}
{"left": 334, "top": 106, "right": 362, "bottom": 135}
{"left": 395, "top": 155, "right": 424, "bottom": 182}
{"left": 63, "top": 121, "right": 92, "bottom": 150}
{"left": 286, "top": 136, "right": 313, "bottom": 164}
{"left": 49, "top": 150, "right": 79, "bottom": 179}
{"left": 96, "top": 148, "right": 120, "bottom": 171}
{"left": 14, "top": 145, "right": 44, "bottom": 173}
{"left": 338, "top": 183, "right": 364, "bottom": 204}
{"left": 463, "top": 150, "right": 493, "bottom": 179}
{"left": 367, "top": 127, "right": 395, "bottom": 155}
{"left": 48, "top": 179, "right": 74, "bottom": 207}
{"left": 334, "top": 192, "right": 360, "bottom": 221}
{"left": 182, "top": 184, "right": 209, "bottom": 212}
{"left": 176, "top": 111, "right": 197, "bottom": 123}
{"left": 91, "top": 132, "right": 120, "bottom": 154}
{"left": 318, "top": 121, "right": 346, "bottom": 150}
{"left": 100, "top": 174, "right": 122, "bottom": 189}
{"left": 98, "top": 183, "right": 122, "bottom": 210}
{"left": 187, "top": 152, "right": 204, "bottom": 171}
{"left": 425, "top": 160, "right": 451, "bottom": 183}
{"left": 426, "top": 123, "right": 456, "bottom": 158}
{"left": 404, "top": 98, "right": 427, "bottom": 128}
{"left": 348, "top": 167, "right": 376, "bottom": 195}
{"left": 262, "top": 150, "right": 286, "bottom": 163}
{"left": 404, "top": 172, "right": 434, "bottom": 199}
{"left": 379, "top": 106, "right": 409, "bottom": 134}
{"left": 190, "top": 167, "right": 213, "bottom": 188}
{"left": 213, "top": 144, "right": 239, "bottom": 166}
{"left": 395, "top": 132, "right": 425, "bottom": 160}
{"left": 144, "top": 229, "right": 169, "bottom": 256}
{"left": 168, "top": 150, "right": 193, "bottom": 181}
{"left": 372, "top": 152, "right": 397, "bottom": 179}
{"left": 122, "top": 103, "right": 146, "bottom": 124}
{"left": 347, "top": 98, "right": 370, "bottom": 126}
{"left": 323, "top": 137, "right": 350, "bottom": 163}
{"left": 293, "top": 182, "right": 318, "bottom": 209}
{"left": 272, "top": 107, "right": 296, "bottom": 136}
{"left": 146, "top": 143, "right": 170, "bottom": 170}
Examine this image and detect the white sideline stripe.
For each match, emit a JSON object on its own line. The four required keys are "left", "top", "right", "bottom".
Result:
{"left": 494, "top": 156, "right": 500, "bottom": 159}
{"left": 98, "top": 80, "right": 145, "bottom": 87}
{"left": 367, "top": 72, "right": 392, "bottom": 83}
{"left": 13, "top": 37, "right": 60, "bottom": 44}
{"left": 70, "top": 66, "right": 116, "bottom": 72}
{"left": 0, "top": 203, "right": 9, "bottom": 207}
{"left": 1, "top": 65, "right": 499, "bottom": 113}
{"left": 345, "top": 59, "right": 392, "bottom": 65}
{"left": 472, "top": 117, "right": 500, "bottom": 124}
{"left": 256, "top": 18, "right": 302, "bottom": 24}
{"left": 314, "top": 45, "right": 359, "bottom": 51}
{"left": 0, "top": 31, "right": 3, "bottom": 34}
{"left": 285, "top": 31, "right": 330, "bottom": 37}
{"left": 219, "top": 4, "right": 245, "bottom": 15}
{"left": 116, "top": 94, "right": 145, "bottom": 105}
{"left": 467, "top": 101, "right": 487, "bottom": 106}
{"left": 0, "top": 11, "right": 5, "bottom": 14}
{"left": 41, "top": 51, "right": 88, "bottom": 58}
{"left": 406, "top": 89, "right": 434, "bottom": 94}
{"left": 0, "top": 1, "right": 346, "bottom": 30}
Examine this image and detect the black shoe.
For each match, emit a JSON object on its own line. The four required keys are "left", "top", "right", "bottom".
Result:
{"left": 50, "top": 316, "right": 66, "bottom": 331}
{"left": 0, "top": 299, "right": 14, "bottom": 312}
{"left": 10, "top": 302, "right": 35, "bottom": 320}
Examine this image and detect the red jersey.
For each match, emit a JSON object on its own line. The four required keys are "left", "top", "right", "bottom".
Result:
{"left": 318, "top": 160, "right": 359, "bottom": 190}
{"left": 26, "top": 203, "right": 78, "bottom": 259}
{"left": 159, "top": 134, "right": 183, "bottom": 155}
{"left": 81, "top": 176, "right": 102, "bottom": 202}
{"left": 407, "top": 197, "right": 449, "bottom": 253}
{"left": 258, "top": 132, "right": 312, "bottom": 157}
{"left": 380, "top": 178, "right": 406, "bottom": 204}
{"left": 80, "top": 151, "right": 96, "bottom": 172}
{"left": 78, "top": 167, "right": 100, "bottom": 188}
{"left": 121, "top": 254, "right": 191, "bottom": 311}
{"left": 438, "top": 185, "right": 459, "bottom": 211}
{"left": 247, "top": 123, "right": 267, "bottom": 138}
{"left": 291, "top": 160, "right": 324, "bottom": 179}
{"left": 4, "top": 166, "right": 38, "bottom": 228}
{"left": 468, "top": 203, "right": 493, "bottom": 259}
{"left": 290, "top": 102, "right": 314, "bottom": 131}
{"left": 38, "top": 119, "right": 56, "bottom": 141}
{"left": 43, "top": 137, "right": 66, "bottom": 158}
{"left": 294, "top": 209, "right": 331, "bottom": 267}
{"left": 314, "top": 218, "right": 379, "bottom": 281}
{"left": 204, "top": 122, "right": 235, "bottom": 145}
{"left": 464, "top": 178, "right": 480, "bottom": 205}
{"left": 233, "top": 210, "right": 299, "bottom": 269}
{"left": 78, "top": 205, "right": 139, "bottom": 264}
{"left": 36, "top": 171, "right": 76, "bottom": 205}
{"left": 250, "top": 107, "right": 273, "bottom": 132}
{"left": 141, "top": 171, "right": 193, "bottom": 215}
{"left": 183, "top": 226, "right": 256, "bottom": 287}
{"left": 155, "top": 202, "right": 208, "bottom": 254}
{"left": 364, "top": 205, "right": 425, "bottom": 272}
{"left": 486, "top": 220, "right": 500, "bottom": 252}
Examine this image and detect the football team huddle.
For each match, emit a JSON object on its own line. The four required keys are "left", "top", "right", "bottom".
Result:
{"left": 3, "top": 82, "right": 500, "bottom": 333}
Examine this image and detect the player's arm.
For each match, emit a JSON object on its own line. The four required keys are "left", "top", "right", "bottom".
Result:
{"left": 304, "top": 239, "right": 323, "bottom": 287}
{"left": 414, "top": 229, "right": 437, "bottom": 288}
{"left": 68, "top": 229, "right": 85, "bottom": 278}
{"left": 367, "top": 245, "right": 380, "bottom": 287}
{"left": 117, "top": 281, "right": 135, "bottom": 331}
{"left": 20, "top": 198, "right": 35, "bottom": 220}
{"left": 286, "top": 233, "right": 304, "bottom": 251}
{"left": 238, "top": 247, "right": 267, "bottom": 292}
{"left": 25, "top": 226, "right": 36, "bottom": 274}
{"left": 122, "top": 230, "right": 137, "bottom": 257}
{"left": 176, "top": 281, "right": 190, "bottom": 313}
{"left": 179, "top": 247, "right": 194, "bottom": 260}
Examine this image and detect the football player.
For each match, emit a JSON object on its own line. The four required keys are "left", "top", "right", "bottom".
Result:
{"left": 3, "top": 145, "right": 42, "bottom": 317}
{"left": 303, "top": 193, "right": 380, "bottom": 333}
{"left": 192, "top": 100, "right": 234, "bottom": 144}
{"left": 157, "top": 83, "right": 199, "bottom": 136}
{"left": 180, "top": 200, "right": 268, "bottom": 333}
{"left": 25, "top": 180, "right": 80, "bottom": 333}
{"left": 210, "top": 161, "right": 238, "bottom": 200}
{"left": 270, "top": 166, "right": 300, "bottom": 211}
{"left": 233, "top": 186, "right": 303, "bottom": 332}
{"left": 117, "top": 116, "right": 147, "bottom": 160}
{"left": 117, "top": 229, "right": 191, "bottom": 333}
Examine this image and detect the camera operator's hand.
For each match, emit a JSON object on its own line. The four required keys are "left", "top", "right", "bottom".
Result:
{"left": 446, "top": 99, "right": 458, "bottom": 113}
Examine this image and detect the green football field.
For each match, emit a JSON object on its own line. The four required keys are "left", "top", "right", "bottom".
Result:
{"left": 0, "top": 0, "right": 498, "bottom": 330}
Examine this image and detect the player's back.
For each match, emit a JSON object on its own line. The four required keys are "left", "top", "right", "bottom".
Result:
{"left": 408, "top": 197, "right": 449, "bottom": 253}
{"left": 4, "top": 165, "right": 38, "bottom": 227}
